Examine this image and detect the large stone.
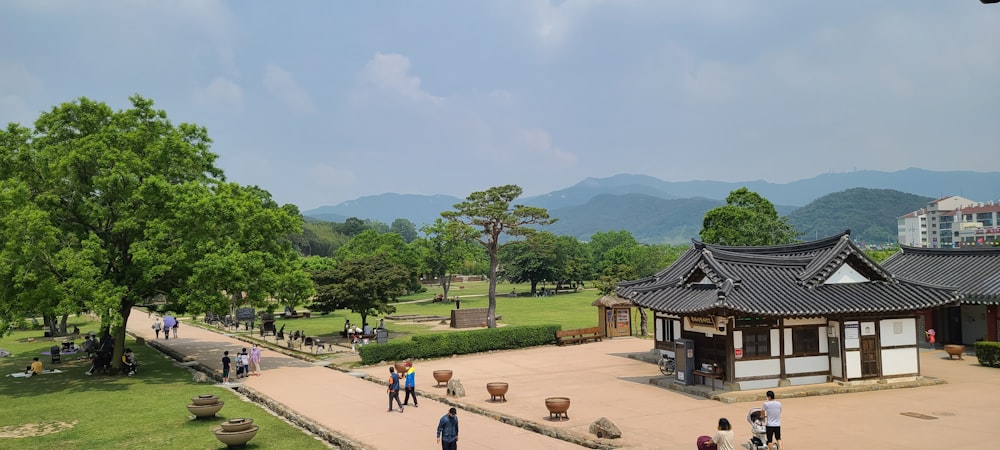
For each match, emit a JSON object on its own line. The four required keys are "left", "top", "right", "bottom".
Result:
{"left": 589, "top": 417, "right": 622, "bottom": 439}
{"left": 192, "top": 372, "right": 211, "bottom": 383}
{"left": 446, "top": 378, "right": 466, "bottom": 397}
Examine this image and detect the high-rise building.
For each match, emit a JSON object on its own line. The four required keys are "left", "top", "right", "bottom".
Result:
{"left": 898, "top": 196, "right": 1000, "bottom": 248}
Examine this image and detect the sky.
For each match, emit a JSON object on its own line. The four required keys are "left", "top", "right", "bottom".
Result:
{"left": 1, "top": 1, "right": 998, "bottom": 210}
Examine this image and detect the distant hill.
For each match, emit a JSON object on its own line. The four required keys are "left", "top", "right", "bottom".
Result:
{"left": 545, "top": 193, "right": 722, "bottom": 243}
{"left": 785, "top": 188, "right": 932, "bottom": 245}
{"left": 303, "top": 193, "right": 462, "bottom": 226}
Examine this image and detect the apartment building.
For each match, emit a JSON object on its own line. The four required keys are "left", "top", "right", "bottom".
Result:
{"left": 897, "top": 196, "right": 1000, "bottom": 248}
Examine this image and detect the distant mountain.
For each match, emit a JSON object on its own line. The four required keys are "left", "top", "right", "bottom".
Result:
{"left": 302, "top": 193, "right": 462, "bottom": 226}
{"left": 521, "top": 169, "right": 1000, "bottom": 209}
{"left": 545, "top": 194, "right": 723, "bottom": 244}
{"left": 785, "top": 188, "right": 932, "bottom": 245}
{"left": 302, "top": 169, "right": 1000, "bottom": 240}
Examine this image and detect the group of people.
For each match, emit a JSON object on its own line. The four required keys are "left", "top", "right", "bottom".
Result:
{"left": 699, "top": 390, "right": 782, "bottom": 450}
{"left": 151, "top": 316, "right": 179, "bottom": 340}
{"left": 84, "top": 333, "right": 116, "bottom": 376}
{"left": 345, "top": 319, "right": 385, "bottom": 351}
{"left": 221, "top": 344, "right": 262, "bottom": 384}
{"left": 383, "top": 361, "right": 458, "bottom": 449}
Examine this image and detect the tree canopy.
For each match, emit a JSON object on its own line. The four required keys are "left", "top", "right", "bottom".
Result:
{"left": 700, "top": 187, "right": 797, "bottom": 246}
{"left": 413, "top": 218, "right": 477, "bottom": 300}
{"left": 0, "top": 96, "right": 310, "bottom": 370}
{"left": 309, "top": 256, "right": 410, "bottom": 326}
{"left": 442, "top": 184, "right": 555, "bottom": 327}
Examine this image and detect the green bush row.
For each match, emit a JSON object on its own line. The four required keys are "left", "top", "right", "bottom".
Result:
{"left": 974, "top": 341, "right": 1000, "bottom": 367}
{"left": 358, "top": 324, "right": 562, "bottom": 365}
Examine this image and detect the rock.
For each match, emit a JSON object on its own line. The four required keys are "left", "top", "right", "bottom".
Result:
{"left": 589, "top": 417, "right": 622, "bottom": 439}
{"left": 192, "top": 372, "right": 211, "bottom": 383}
{"left": 447, "top": 378, "right": 466, "bottom": 397}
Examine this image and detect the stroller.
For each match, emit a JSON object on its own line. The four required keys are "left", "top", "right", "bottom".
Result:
{"left": 746, "top": 408, "right": 768, "bottom": 450}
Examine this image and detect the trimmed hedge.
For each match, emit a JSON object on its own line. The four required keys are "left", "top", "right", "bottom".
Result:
{"left": 974, "top": 341, "right": 1000, "bottom": 367}
{"left": 358, "top": 324, "right": 561, "bottom": 365}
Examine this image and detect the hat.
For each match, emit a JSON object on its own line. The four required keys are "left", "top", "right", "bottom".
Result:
{"left": 405, "top": 361, "right": 412, "bottom": 367}
{"left": 449, "top": 407, "right": 457, "bottom": 414}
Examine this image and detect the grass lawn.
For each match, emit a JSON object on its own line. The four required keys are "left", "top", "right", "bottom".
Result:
{"left": 0, "top": 318, "right": 329, "bottom": 449}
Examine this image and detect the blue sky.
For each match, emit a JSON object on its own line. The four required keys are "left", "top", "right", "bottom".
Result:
{"left": 1, "top": 1, "right": 998, "bottom": 210}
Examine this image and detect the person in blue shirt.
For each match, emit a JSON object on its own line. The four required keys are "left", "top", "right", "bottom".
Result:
{"left": 436, "top": 407, "right": 459, "bottom": 449}
{"left": 402, "top": 361, "right": 418, "bottom": 407}
{"left": 387, "top": 366, "right": 403, "bottom": 413}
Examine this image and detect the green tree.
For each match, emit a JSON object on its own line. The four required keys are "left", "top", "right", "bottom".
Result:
{"left": 310, "top": 256, "right": 410, "bottom": 326}
{"left": 554, "top": 235, "right": 593, "bottom": 287}
{"left": 336, "top": 230, "right": 420, "bottom": 292}
{"left": 498, "top": 231, "right": 560, "bottom": 294}
{"left": 442, "top": 185, "right": 555, "bottom": 327}
{"left": 0, "top": 96, "right": 310, "bottom": 371}
{"left": 390, "top": 218, "right": 418, "bottom": 243}
{"left": 414, "top": 218, "right": 477, "bottom": 300}
{"left": 335, "top": 217, "right": 368, "bottom": 237}
{"left": 700, "top": 187, "right": 797, "bottom": 246}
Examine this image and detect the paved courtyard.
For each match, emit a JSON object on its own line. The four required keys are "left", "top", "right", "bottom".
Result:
{"left": 129, "top": 312, "right": 1000, "bottom": 449}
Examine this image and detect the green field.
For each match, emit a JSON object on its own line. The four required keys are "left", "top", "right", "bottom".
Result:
{"left": 0, "top": 318, "right": 329, "bottom": 449}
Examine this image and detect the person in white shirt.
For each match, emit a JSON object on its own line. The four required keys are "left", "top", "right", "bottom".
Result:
{"left": 762, "top": 390, "right": 782, "bottom": 450}
{"left": 711, "top": 417, "right": 735, "bottom": 450}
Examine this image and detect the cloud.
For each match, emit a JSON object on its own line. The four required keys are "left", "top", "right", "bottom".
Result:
{"left": 0, "top": 61, "right": 45, "bottom": 126}
{"left": 358, "top": 53, "right": 443, "bottom": 104}
{"left": 263, "top": 64, "right": 317, "bottom": 114}
{"left": 194, "top": 77, "right": 244, "bottom": 109}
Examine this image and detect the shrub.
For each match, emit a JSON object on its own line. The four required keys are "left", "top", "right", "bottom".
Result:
{"left": 358, "top": 324, "right": 561, "bottom": 365}
{"left": 974, "top": 341, "right": 1000, "bottom": 367}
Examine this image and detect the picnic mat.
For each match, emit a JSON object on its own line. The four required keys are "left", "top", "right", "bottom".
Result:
{"left": 41, "top": 349, "right": 80, "bottom": 355}
{"left": 7, "top": 369, "right": 64, "bottom": 378}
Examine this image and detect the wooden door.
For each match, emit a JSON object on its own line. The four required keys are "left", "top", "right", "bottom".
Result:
{"left": 860, "top": 336, "right": 879, "bottom": 378}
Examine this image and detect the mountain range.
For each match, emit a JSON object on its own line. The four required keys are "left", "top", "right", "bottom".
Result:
{"left": 302, "top": 168, "right": 1000, "bottom": 244}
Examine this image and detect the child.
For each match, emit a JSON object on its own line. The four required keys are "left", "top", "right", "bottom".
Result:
{"left": 240, "top": 348, "right": 250, "bottom": 378}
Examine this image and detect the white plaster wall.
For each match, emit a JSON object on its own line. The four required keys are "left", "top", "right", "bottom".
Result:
{"left": 881, "top": 347, "right": 919, "bottom": 375}
{"left": 830, "top": 356, "right": 843, "bottom": 378}
{"left": 819, "top": 328, "right": 829, "bottom": 353}
{"left": 770, "top": 329, "right": 781, "bottom": 357}
{"left": 734, "top": 359, "right": 781, "bottom": 378}
{"left": 789, "top": 375, "right": 829, "bottom": 386}
{"left": 738, "top": 379, "right": 780, "bottom": 390}
{"left": 784, "top": 356, "right": 829, "bottom": 374}
{"left": 825, "top": 264, "right": 868, "bottom": 284}
{"left": 845, "top": 351, "right": 861, "bottom": 379}
{"left": 879, "top": 318, "right": 916, "bottom": 347}
{"left": 673, "top": 319, "right": 681, "bottom": 340}
{"left": 783, "top": 328, "right": 793, "bottom": 355}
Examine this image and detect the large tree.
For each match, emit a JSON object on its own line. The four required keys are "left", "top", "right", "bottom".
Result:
{"left": 335, "top": 229, "right": 421, "bottom": 292}
{"left": 310, "top": 256, "right": 410, "bottom": 327}
{"left": 414, "top": 218, "right": 477, "bottom": 301}
{"left": 700, "top": 187, "right": 797, "bottom": 246}
{"left": 0, "top": 96, "right": 310, "bottom": 371}
{"left": 390, "top": 218, "right": 418, "bottom": 243}
{"left": 498, "top": 231, "right": 560, "bottom": 295}
{"left": 442, "top": 185, "right": 555, "bottom": 328}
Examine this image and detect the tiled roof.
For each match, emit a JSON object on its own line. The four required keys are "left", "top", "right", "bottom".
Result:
{"left": 882, "top": 246, "right": 1000, "bottom": 305}
{"left": 617, "top": 231, "right": 959, "bottom": 317}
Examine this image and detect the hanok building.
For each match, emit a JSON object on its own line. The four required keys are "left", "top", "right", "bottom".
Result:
{"left": 882, "top": 246, "right": 1000, "bottom": 345}
{"left": 617, "top": 232, "right": 958, "bottom": 391}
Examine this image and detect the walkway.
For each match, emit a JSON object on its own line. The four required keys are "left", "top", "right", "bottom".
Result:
{"left": 128, "top": 310, "right": 1000, "bottom": 449}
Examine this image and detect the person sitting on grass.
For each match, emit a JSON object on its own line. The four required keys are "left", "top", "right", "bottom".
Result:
{"left": 122, "top": 348, "right": 138, "bottom": 376}
{"left": 27, "top": 357, "right": 43, "bottom": 377}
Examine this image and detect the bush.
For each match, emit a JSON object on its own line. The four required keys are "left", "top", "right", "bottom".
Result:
{"left": 975, "top": 341, "right": 1000, "bottom": 367}
{"left": 358, "top": 324, "right": 561, "bottom": 365}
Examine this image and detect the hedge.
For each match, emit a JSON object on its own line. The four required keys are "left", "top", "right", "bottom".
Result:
{"left": 358, "top": 324, "right": 561, "bottom": 365}
{"left": 974, "top": 341, "right": 1000, "bottom": 367}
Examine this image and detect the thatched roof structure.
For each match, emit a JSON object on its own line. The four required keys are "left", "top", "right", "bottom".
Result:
{"left": 591, "top": 295, "right": 635, "bottom": 307}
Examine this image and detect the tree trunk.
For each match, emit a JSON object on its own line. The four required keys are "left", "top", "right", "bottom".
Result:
{"left": 111, "top": 302, "right": 135, "bottom": 374}
{"left": 486, "top": 243, "right": 498, "bottom": 328}
{"left": 60, "top": 314, "right": 69, "bottom": 335}
{"left": 44, "top": 314, "right": 58, "bottom": 336}
{"left": 638, "top": 308, "right": 648, "bottom": 336}
{"left": 439, "top": 273, "right": 452, "bottom": 301}
{"left": 530, "top": 280, "right": 538, "bottom": 295}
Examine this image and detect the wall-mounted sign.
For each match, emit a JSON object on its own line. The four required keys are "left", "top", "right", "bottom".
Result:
{"left": 735, "top": 348, "right": 743, "bottom": 359}
{"left": 684, "top": 316, "right": 728, "bottom": 336}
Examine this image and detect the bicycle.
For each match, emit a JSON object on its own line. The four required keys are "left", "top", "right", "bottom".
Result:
{"left": 658, "top": 354, "right": 676, "bottom": 376}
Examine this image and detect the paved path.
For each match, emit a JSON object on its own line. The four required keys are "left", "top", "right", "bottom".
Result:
{"left": 129, "top": 310, "right": 1000, "bottom": 449}
{"left": 127, "top": 311, "right": 579, "bottom": 450}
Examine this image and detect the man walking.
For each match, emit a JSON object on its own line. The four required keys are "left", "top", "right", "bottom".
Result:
{"left": 387, "top": 366, "right": 403, "bottom": 413}
{"left": 152, "top": 318, "right": 162, "bottom": 339}
{"left": 436, "top": 407, "right": 459, "bottom": 449}
{"left": 402, "top": 361, "right": 418, "bottom": 407}
{"left": 761, "top": 390, "right": 782, "bottom": 450}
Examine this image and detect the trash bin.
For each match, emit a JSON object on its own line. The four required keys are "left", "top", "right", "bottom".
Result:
{"left": 50, "top": 345, "right": 61, "bottom": 364}
{"left": 376, "top": 328, "right": 388, "bottom": 344}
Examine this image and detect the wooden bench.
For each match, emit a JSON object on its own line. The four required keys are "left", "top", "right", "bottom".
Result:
{"left": 555, "top": 327, "right": 602, "bottom": 346}
{"left": 693, "top": 368, "right": 725, "bottom": 390}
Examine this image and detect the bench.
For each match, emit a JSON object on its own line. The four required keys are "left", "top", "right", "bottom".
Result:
{"left": 693, "top": 368, "right": 724, "bottom": 390}
{"left": 555, "top": 327, "right": 602, "bottom": 346}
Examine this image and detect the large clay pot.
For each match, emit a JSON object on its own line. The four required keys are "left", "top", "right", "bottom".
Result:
{"left": 487, "top": 382, "right": 509, "bottom": 402}
{"left": 433, "top": 370, "right": 453, "bottom": 387}
{"left": 545, "top": 397, "right": 570, "bottom": 421}
{"left": 944, "top": 344, "right": 965, "bottom": 360}
{"left": 191, "top": 394, "right": 220, "bottom": 406}
{"left": 219, "top": 418, "right": 254, "bottom": 432}
{"left": 186, "top": 401, "right": 225, "bottom": 418}
{"left": 394, "top": 361, "right": 409, "bottom": 375}
{"left": 214, "top": 425, "right": 259, "bottom": 447}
